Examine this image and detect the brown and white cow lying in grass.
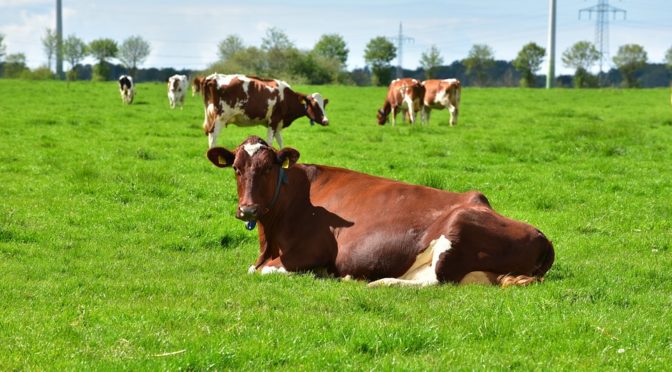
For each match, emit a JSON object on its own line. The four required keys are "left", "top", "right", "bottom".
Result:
{"left": 201, "top": 74, "right": 329, "bottom": 149}
{"left": 207, "top": 136, "right": 555, "bottom": 287}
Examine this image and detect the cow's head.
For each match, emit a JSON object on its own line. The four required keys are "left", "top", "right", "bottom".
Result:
{"left": 207, "top": 136, "right": 300, "bottom": 221}
{"left": 377, "top": 108, "right": 388, "bottom": 125}
{"left": 303, "top": 93, "right": 329, "bottom": 126}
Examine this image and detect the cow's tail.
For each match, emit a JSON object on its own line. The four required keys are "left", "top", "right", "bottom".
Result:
{"left": 204, "top": 103, "right": 218, "bottom": 134}
{"left": 497, "top": 236, "right": 555, "bottom": 288}
{"left": 452, "top": 80, "right": 462, "bottom": 105}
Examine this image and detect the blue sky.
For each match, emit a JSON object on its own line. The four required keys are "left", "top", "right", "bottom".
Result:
{"left": 1, "top": 0, "right": 670, "bottom": 75}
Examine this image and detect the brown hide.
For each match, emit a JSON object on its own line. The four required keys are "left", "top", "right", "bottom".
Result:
{"left": 207, "top": 136, "right": 555, "bottom": 284}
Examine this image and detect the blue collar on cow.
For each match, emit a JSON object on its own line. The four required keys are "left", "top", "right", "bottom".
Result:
{"left": 304, "top": 102, "right": 315, "bottom": 126}
{"left": 244, "top": 165, "right": 289, "bottom": 231}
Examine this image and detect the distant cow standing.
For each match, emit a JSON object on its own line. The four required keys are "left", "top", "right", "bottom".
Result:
{"left": 377, "top": 78, "right": 425, "bottom": 126}
{"left": 422, "top": 79, "right": 461, "bottom": 126}
{"left": 167, "top": 74, "right": 188, "bottom": 109}
{"left": 118, "top": 75, "right": 135, "bottom": 104}
{"left": 207, "top": 136, "right": 555, "bottom": 287}
{"left": 192, "top": 76, "right": 204, "bottom": 96}
{"left": 201, "top": 74, "right": 329, "bottom": 148}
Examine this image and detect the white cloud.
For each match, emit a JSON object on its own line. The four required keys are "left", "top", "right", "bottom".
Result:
{"left": 0, "top": 0, "right": 51, "bottom": 8}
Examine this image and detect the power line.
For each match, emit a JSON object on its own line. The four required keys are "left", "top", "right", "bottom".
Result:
{"left": 580, "top": 0, "right": 627, "bottom": 77}
{"left": 387, "top": 22, "right": 413, "bottom": 79}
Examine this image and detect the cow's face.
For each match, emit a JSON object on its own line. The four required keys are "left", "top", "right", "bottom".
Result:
{"left": 207, "top": 136, "right": 300, "bottom": 221}
{"left": 304, "top": 93, "right": 329, "bottom": 126}
{"left": 377, "top": 108, "right": 388, "bottom": 125}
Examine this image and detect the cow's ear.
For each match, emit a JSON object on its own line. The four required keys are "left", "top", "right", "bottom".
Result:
{"left": 277, "top": 148, "right": 300, "bottom": 168}
{"left": 206, "top": 147, "right": 235, "bottom": 168}
{"left": 323, "top": 98, "right": 329, "bottom": 107}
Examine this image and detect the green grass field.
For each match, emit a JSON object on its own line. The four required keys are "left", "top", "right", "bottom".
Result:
{"left": 1, "top": 79, "right": 671, "bottom": 369}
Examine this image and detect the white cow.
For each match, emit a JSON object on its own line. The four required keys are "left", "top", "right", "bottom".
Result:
{"left": 167, "top": 74, "right": 188, "bottom": 109}
{"left": 118, "top": 75, "right": 135, "bottom": 104}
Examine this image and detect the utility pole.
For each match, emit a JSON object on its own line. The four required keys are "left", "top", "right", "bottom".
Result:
{"left": 580, "top": 0, "right": 626, "bottom": 82}
{"left": 56, "top": 0, "right": 64, "bottom": 79}
{"left": 388, "top": 23, "right": 414, "bottom": 79}
{"left": 546, "top": 0, "right": 557, "bottom": 88}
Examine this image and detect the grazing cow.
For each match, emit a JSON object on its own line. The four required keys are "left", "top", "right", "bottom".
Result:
{"left": 192, "top": 76, "right": 204, "bottom": 96}
{"left": 377, "top": 78, "right": 425, "bottom": 126}
{"left": 206, "top": 136, "right": 555, "bottom": 287}
{"left": 167, "top": 74, "right": 188, "bottom": 109}
{"left": 201, "top": 74, "right": 329, "bottom": 149}
{"left": 421, "top": 79, "right": 462, "bottom": 126}
{"left": 118, "top": 75, "right": 135, "bottom": 104}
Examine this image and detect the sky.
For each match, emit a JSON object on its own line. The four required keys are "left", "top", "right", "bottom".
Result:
{"left": 1, "top": 0, "right": 670, "bottom": 76}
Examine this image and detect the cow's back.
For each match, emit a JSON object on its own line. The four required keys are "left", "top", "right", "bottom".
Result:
{"left": 300, "top": 164, "right": 488, "bottom": 278}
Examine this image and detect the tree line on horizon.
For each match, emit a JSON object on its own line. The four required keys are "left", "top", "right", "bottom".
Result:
{"left": 0, "top": 28, "right": 671, "bottom": 88}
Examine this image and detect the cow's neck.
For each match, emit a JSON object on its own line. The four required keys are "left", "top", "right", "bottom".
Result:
{"left": 283, "top": 91, "right": 309, "bottom": 125}
{"left": 257, "top": 166, "right": 313, "bottom": 244}
{"left": 382, "top": 100, "right": 392, "bottom": 116}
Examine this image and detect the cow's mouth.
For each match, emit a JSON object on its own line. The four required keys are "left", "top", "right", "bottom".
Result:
{"left": 237, "top": 205, "right": 260, "bottom": 221}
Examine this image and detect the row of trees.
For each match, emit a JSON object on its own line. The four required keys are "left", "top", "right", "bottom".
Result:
{"left": 0, "top": 31, "right": 151, "bottom": 80}
{"left": 208, "top": 28, "right": 349, "bottom": 84}
{"left": 1, "top": 30, "right": 671, "bottom": 87}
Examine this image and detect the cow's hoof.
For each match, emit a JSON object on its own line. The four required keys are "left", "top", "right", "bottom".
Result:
{"left": 247, "top": 265, "right": 256, "bottom": 274}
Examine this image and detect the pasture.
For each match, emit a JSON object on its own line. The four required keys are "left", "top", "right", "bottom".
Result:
{"left": 1, "top": 79, "right": 671, "bottom": 369}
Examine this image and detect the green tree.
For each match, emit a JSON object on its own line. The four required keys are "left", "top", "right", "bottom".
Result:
{"left": 420, "top": 45, "right": 444, "bottom": 79}
{"left": 88, "top": 38, "right": 118, "bottom": 81}
{"left": 118, "top": 36, "right": 150, "bottom": 78}
{"left": 562, "top": 41, "right": 601, "bottom": 88}
{"left": 665, "top": 46, "right": 672, "bottom": 69}
{"left": 63, "top": 35, "right": 88, "bottom": 81}
{"left": 41, "top": 28, "right": 58, "bottom": 71}
{"left": 463, "top": 44, "right": 495, "bottom": 86}
{"left": 613, "top": 44, "right": 648, "bottom": 88}
{"left": 513, "top": 42, "right": 545, "bottom": 87}
{"left": 218, "top": 34, "right": 245, "bottom": 61}
{"left": 364, "top": 36, "right": 396, "bottom": 86}
{"left": 313, "top": 34, "right": 349, "bottom": 67}
{"left": 261, "top": 27, "right": 297, "bottom": 77}
{"left": 4, "top": 53, "right": 28, "bottom": 78}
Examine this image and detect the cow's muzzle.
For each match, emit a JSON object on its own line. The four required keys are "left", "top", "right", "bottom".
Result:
{"left": 237, "top": 204, "right": 260, "bottom": 221}
{"left": 321, "top": 118, "right": 329, "bottom": 126}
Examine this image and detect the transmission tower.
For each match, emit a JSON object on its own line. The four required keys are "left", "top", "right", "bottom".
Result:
{"left": 579, "top": 0, "right": 626, "bottom": 76}
{"left": 388, "top": 23, "right": 414, "bottom": 79}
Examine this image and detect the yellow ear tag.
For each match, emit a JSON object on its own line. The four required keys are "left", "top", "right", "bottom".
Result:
{"left": 282, "top": 158, "right": 290, "bottom": 169}
{"left": 218, "top": 155, "right": 228, "bottom": 166}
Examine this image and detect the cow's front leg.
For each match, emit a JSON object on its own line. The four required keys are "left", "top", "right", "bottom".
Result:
{"left": 259, "top": 257, "right": 288, "bottom": 275}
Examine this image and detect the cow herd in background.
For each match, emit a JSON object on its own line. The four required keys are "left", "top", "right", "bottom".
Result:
{"left": 377, "top": 78, "right": 461, "bottom": 127}
{"left": 117, "top": 73, "right": 462, "bottom": 148}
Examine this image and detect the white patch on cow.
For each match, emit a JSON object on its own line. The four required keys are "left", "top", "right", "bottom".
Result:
{"left": 310, "top": 93, "right": 328, "bottom": 123}
{"left": 443, "top": 78, "right": 457, "bottom": 84}
{"left": 248, "top": 265, "right": 256, "bottom": 274}
{"left": 261, "top": 266, "right": 288, "bottom": 275}
{"left": 403, "top": 94, "right": 415, "bottom": 123}
{"left": 435, "top": 88, "right": 449, "bottom": 106}
{"left": 243, "top": 143, "right": 265, "bottom": 157}
{"left": 275, "top": 79, "right": 291, "bottom": 101}
{"left": 215, "top": 74, "right": 248, "bottom": 88}
{"left": 367, "top": 235, "right": 452, "bottom": 288}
